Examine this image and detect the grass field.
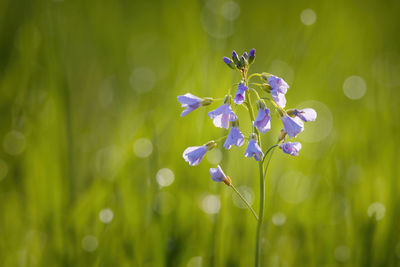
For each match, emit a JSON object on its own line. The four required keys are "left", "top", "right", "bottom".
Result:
{"left": 0, "top": 0, "right": 400, "bottom": 266}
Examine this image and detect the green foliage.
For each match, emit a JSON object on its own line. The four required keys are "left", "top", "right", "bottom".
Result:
{"left": 0, "top": 0, "right": 399, "bottom": 266}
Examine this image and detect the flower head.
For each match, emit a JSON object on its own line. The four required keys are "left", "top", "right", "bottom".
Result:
{"left": 234, "top": 83, "right": 248, "bottom": 104}
{"left": 281, "top": 115, "right": 304, "bottom": 138}
{"left": 245, "top": 134, "right": 264, "bottom": 161}
{"left": 253, "top": 106, "right": 271, "bottom": 134}
{"left": 208, "top": 96, "right": 237, "bottom": 129}
{"left": 224, "top": 121, "right": 244, "bottom": 149}
{"left": 177, "top": 93, "right": 211, "bottom": 117}
{"left": 183, "top": 141, "right": 216, "bottom": 166}
{"left": 209, "top": 165, "right": 232, "bottom": 185}
{"left": 293, "top": 108, "right": 317, "bottom": 122}
{"left": 281, "top": 142, "right": 302, "bottom": 156}
{"left": 267, "top": 76, "right": 289, "bottom": 108}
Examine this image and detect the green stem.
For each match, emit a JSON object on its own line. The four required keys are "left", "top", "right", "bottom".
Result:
{"left": 230, "top": 184, "right": 258, "bottom": 220}
{"left": 254, "top": 162, "right": 264, "bottom": 267}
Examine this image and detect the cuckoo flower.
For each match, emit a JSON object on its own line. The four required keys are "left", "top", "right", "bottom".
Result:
{"left": 224, "top": 120, "right": 244, "bottom": 149}
{"left": 208, "top": 95, "right": 237, "bottom": 129}
{"left": 281, "top": 142, "right": 302, "bottom": 156}
{"left": 253, "top": 101, "right": 271, "bottom": 134}
{"left": 177, "top": 93, "right": 212, "bottom": 117}
{"left": 281, "top": 115, "right": 304, "bottom": 138}
{"left": 293, "top": 108, "right": 317, "bottom": 122}
{"left": 267, "top": 76, "right": 289, "bottom": 108}
{"left": 234, "top": 83, "right": 248, "bottom": 105}
{"left": 245, "top": 134, "right": 264, "bottom": 161}
{"left": 209, "top": 165, "right": 232, "bottom": 185}
{"left": 183, "top": 141, "right": 216, "bottom": 166}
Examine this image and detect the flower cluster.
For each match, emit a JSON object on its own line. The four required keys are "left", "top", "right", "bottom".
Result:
{"left": 178, "top": 48, "right": 316, "bottom": 183}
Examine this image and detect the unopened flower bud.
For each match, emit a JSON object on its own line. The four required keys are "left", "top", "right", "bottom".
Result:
{"left": 223, "top": 94, "right": 232, "bottom": 105}
{"left": 248, "top": 48, "right": 256, "bottom": 64}
{"left": 205, "top": 141, "right": 217, "bottom": 151}
{"left": 223, "top": 57, "right": 236, "bottom": 69}
{"left": 242, "top": 52, "right": 248, "bottom": 60}
{"left": 256, "top": 99, "right": 266, "bottom": 110}
{"left": 240, "top": 55, "right": 247, "bottom": 68}
{"left": 201, "top": 97, "right": 213, "bottom": 106}
{"left": 232, "top": 50, "right": 241, "bottom": 67}
{"left": 278, "top": 129, "right": 287, "bottom": 142}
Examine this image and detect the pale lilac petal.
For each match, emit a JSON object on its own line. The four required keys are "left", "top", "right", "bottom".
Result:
{"left": 253, "top": 108, "right": 271, "bottom": 133}
{"left": 234, "top": 84, "right": 248, "bottom": 105}
{"left": 294, "top": 108, "right": 317, "bottom": 122}
{"left": 177, "top": 93, "right": 203, "bottom": 106}
{"left": 245, "top": 139, "right": 264, "bottom": 161}
{"left": 281, "top": 115, "right": 304, "bottom": 138}
{"left": 281, "top": 142, "right": 302, "bottom": 156}
{"left": 208, "top": 104, "right": 237, "bottom": 129}
{"left": 224, "top": 126, "right": 244, "bottom": 149}
{"left": 209, "top": 165, "right": 226, "bottom": 182}
{"left": 267, "top": 76, "right": 289, "bottom": 94}
{"left": 271, "top": 89, "right": 287, "bottom": 108}
{"left": 183, "top": 145, "right": 207, "bottom": 166}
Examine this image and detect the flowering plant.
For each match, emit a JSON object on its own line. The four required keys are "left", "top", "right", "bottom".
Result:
{"left": 178, "top": 49, "right": 316, "bottom": 266}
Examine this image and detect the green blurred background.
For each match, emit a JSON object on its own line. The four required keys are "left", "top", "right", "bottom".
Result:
{"left": 1, "top": 0, "right": 400, "bottom": 266}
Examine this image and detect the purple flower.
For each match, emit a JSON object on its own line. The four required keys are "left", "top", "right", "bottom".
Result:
{"left": 208, "top": 104, "right": 237, "bottom": 129}
{"left": 245, "top": 136, "right": 264, "bottom": 161}
{"left": 281, "top": 115, "right": 304, "bottom": 138}
{"left": 183, "top": 141, "right": 216, "bottom": 166}
{"left": 248, "top": 48, "right": 256, "bottom": 64}
{"left": 267, "top": 76, "right": 289, "bottom": 108}
{"left": 293, "top": 108, "right": 317, "bottom": 122}
{"left": 224, "top": 126, "right": 244, "bottom": 149}
{"left": 177, "top": 93, "right": 203, "bottom": 117}
{"left": 223, "top": 57, "right": 235, "bottom": 69}
{"left": 281, "top": 142, "right": 302, "bottom": 156}
{"left": 267, "top": 75, "right": 289, "bottom": 94}
{"left": 270, "top": 89, "right": 287, "bottom": 108}
{"left": 253, "top": 107, "right": 271, "bottom": 133}
{"left": 209, "top": 165, "right": 226, "bottom": 182}
{"left": 234, "top": 83, "right": 248, "bottom": 104}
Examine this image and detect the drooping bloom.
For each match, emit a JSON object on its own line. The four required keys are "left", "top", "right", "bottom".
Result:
{"left": 253, "top": 107, "right": 271, "bottom": 133}
{"left": 234, "top": 83, "right": 248, "bottom": 104}
{"left": 267, "top": 76, "right": 289, "bottom": 108}
{"left": 281, "top": 142, "right": 302, "bottom": 156}
{"left": 177, "top": 93, "right": 211, "bottom": 117}
{"left": 245, "top": 134, "right": 264, "bottom": 161}
{"left": 209, "top": 165, "right": 232, "bottom": 185}
{"left": 281, "top": 115, "right": 304, "bottom": 138}
{"left": 183, "top": 141, "right": 216, "bottom": 166}
{"left": 224, "top": 121, "right": 244, "bottom": 149}
{"left": 293, "top": 108, "right": 317, "bottom": 122}
{"left": 208, "top": 97, "right": 237, "bottom": 129}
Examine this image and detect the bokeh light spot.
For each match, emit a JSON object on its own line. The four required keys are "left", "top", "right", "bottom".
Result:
{"left": 232, "top": 186, "right": 254, "bottom": 209}
{"left": 156, "top": 168, "right": 175, "bottom": 187}
{"left": 300, "top": 9, "right": 317, "bottom": 25}
{"left": 133, "top": 138, "right": 153, "bottom": 158}
{"left": 221, "top": 1, "right": 240, "bottom": 21}
{"left": 368, "top": 202, "right": 385, "bottom": 221}
{"left": 99, "top": 208, "right": 114, "bottom": 224}
{"left": 0, "top": 159, "right": 8, "bottom": 181}
{"left": 343, "top": 76, "right": 366, "bottom": 100}
{"left": 187, "top": 256, "right": 203, "bottom": 267}
{"left": 272, "top": 212, "right": 286, "bottom": 226}
{"left": 3, "top": 130, "right": 26, "bottom": 156}
{"left": 82, "top": 235, "right": 98, "bottom": 252}
{"left": 206, "top": 148, "right": 222, "bottom": 164}
{"left": 201, "top": 194, "right": 220, "bottom": 214}
{"left": 130, "top": 67, "right": 156, "bottom": 93}
{"left": 334, "top": 246, "right": 350, "bottom": 262}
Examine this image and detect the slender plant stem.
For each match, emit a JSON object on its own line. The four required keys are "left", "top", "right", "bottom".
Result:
{"left": 254, "top": 162, "right": 264, "bottom": 267}
{"left": 230, "top": 184, "right": 258, "bottom": 220}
